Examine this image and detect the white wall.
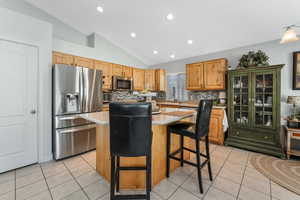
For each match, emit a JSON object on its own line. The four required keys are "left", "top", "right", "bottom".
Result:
{"left": 0, "top": 0, "right": 87, "bottom": 46}
{"left": 54, "top": 33, "right": 147, "bottom": 68}
{"left": 0, "top": 7, "right": 53, "bottom": 162}
{"left": 149, "top": 39, "right": 300, "bottom": 118}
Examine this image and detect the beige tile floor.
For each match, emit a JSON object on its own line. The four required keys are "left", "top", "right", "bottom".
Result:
{"left": 0, "top": 144, "right": 299, "bottom": 200}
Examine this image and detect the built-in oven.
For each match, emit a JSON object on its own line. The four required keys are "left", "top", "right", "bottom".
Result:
{"left": 112, "top": 76, "right": 133, "bottom": 91}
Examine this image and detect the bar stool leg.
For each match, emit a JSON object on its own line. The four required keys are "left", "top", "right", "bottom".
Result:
{"left": 116, "top": 156, "right": 120, "bottom": 192}
{"left": 110, "top": 155, "right": 116, "bottom": 200}
{"left": 146, "top": 152, "right": 152, "bottom": 200}
{"left": 180, "top": 135, "right": 184, "bottom": 167}
{"left": 195, "top": 139, "right": 204, "bottom": 194}
{"left": 205, "top": 136, "right": 213, "bottom": 181}
{"left": 166, "top": 129, "right": 171, "bottom": 178}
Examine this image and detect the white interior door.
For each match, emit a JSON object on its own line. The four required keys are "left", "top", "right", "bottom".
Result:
{"left": 0, "top": 39, "right": 38, "bottom": 173}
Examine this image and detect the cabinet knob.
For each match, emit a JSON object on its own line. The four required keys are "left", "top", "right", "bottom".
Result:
{"left": 264, "top": 136, "right": 268, "bottom": 139}
{"left": 236, "top": 131, "right": 239, "bottom": 135}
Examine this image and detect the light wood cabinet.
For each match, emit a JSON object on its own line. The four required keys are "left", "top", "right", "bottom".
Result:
{"left": 209, "top": 109, "right": 224, "bottom": 145}
{"left": 112, "top": 64, "right": 123, "bottom": 76}
{"left": 74, "top": 56, "right": 94, "bottom": 69}
{"left": 94, "top": 60, "right": 112, "bottom": 90}
{"left": 144, "top": 69, "right": 156, "bottom": 91}
{"left": 186, "top": 58, "right": 227, "bottom": 90}
{"left": 204, "top": 59, "right": 227, "bottom": 90}
{"left": 186, "top": 63, "right": 204, "bottom": 90}
{"left": 52, "top": 51, "right": 74, "bottom": 65}
{"left": 155, "top": 69, "right": 166, "bottom": 91}
{"left": 133, "top": 68, "right": 145, "bottom": 91}
{"left": 122, "top": 66, "right": 133, "bottom": 78}
{"left": 112, "top": 64, "right": 132, "bottom": 78}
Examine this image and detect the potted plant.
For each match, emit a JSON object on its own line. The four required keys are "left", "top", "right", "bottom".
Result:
{"left": 237, "top": 50, "right": 270, "bottom": 68}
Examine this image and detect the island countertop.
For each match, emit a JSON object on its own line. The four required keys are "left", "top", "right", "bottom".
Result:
{"left": 80, "top": 108, "right": 195, "bottom": 126}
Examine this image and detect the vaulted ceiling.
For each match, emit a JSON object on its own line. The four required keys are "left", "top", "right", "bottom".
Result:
{"left": 25, "top": 0, "right": 300, "bottom": 65}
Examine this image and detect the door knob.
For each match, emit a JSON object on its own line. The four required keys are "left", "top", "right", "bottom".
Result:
{"left": 30, "top": 110, "right": 37, "bottom": 114}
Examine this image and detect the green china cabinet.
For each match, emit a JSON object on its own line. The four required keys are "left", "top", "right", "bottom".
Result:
{"left": 225, "top": 65, "right": 285, "bottom": 158}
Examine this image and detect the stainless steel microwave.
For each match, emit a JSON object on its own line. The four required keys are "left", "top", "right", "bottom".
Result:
{"left": 112, "top": 76, "right": 133, "bottom": 91}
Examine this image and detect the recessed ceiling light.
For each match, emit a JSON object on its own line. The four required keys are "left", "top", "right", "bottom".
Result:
{"left": 166, "top": 13, "right": 174, "bottom": 21}
{"left": 170, "top": 54, "right": 175, "bottom": 59}
{"left": 187, "top": 40, "right": 193, "bottom": 44}
{"left": 153, "top": 50, "right": 158, "bottom": 54}
{"left": 96, "top": 6, "right": 103, "bottom": 13}
{"left": 130, "top": 32, "right": 136, "bottom": 38}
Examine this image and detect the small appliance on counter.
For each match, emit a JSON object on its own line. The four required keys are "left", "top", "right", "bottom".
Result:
{"left": 52, "top": 64, "right": 103, "bottom": 160}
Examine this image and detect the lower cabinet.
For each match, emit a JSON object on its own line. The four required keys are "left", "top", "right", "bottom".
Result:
{"left": 209, "top": 109, "right": 225, "bottom": 145}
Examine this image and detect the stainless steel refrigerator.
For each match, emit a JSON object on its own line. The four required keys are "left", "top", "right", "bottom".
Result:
{"left": 52, "top": 64, "right": 103, "bottom": 160}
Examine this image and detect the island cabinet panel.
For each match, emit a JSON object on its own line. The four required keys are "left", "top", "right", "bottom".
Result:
{"left": 112, "top": 64, "right": 124, "bottom": 76}
{"left": 74, "top": 56, "right": 94, "bottom": 69}
{"left": 144, "top": 69, "right": 156, "bottom": 91}
{"left": 155, "top": 69, "right": 166, "bottom": 91}
{"left": 122, "top": 66, "right": 133, "bottom": 78}
{"left": 52, "top": 51, "right": 74, "bottom": 65}
{"left": 133, "top": 68, "right": 145, "bottom": 91}
{"left": 96, "top": 124, "right": 195, "bottom": 189}
{"left": 186, "top": 58, "right": 227, "bottom": 90}
{"left": 94, "top": 60, "right": 112, "bottom": 90}
{"left": 203, "top": 59, "right": 227, "bottom": 90}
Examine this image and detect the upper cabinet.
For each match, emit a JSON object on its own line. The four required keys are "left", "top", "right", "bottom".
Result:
{"left": 144, "top": 69, "right": 156, "bottom": 91}
{"left": 112, "top": 64, "right": 123, "bottom": 76}
{"left": 155, "top": 69, "right": 166, "bottom": 91}
{"left": 52, "top": 51, "right": 74, "bottom": 65}
{"left": 133, "top": 68, "right": 145, "bottom": 91}
{"left": 122, "top": 66, "right": 133, "bottom": 78}
{"left": 203, "top": 59, "right": 227, "bottom": 90}
{"left": 186, "top": 58, "right": 227, "bottom": 90}
{"left": 74, "top": 56, "right": 94, "bottom": 69}
{"left": 53, "top": 51, "right": 165, "bottom": 92}
{"left": 94, "top": 60, "right": 112, "bottom": 90}
{"left": 112, "top": 64, "right": 133, "bottom": 78}
{"left": 186, "top": 63, "right": 204, "bottom": 90}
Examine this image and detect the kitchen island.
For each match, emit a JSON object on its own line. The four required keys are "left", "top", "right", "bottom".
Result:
{"left": 80, "top": 108, "right": 195, "bottom": 189}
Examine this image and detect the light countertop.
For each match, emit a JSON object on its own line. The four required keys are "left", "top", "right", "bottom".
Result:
{"left": 80, "top": 108, "right": 195, "bottom": 126}
{"left": 157, "top": 101, "right": 226, "bottom": 109}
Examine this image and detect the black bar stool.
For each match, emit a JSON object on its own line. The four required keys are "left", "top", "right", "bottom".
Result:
{"left": 166, "top": 100, "right": 213, "bottom": 194}
{"left": 109, "top": 102, "right": 152, "bottom": 200}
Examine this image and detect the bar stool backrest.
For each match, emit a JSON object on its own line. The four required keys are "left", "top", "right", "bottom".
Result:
{"left": 195, "top": 100, "right": 213, "bottom": 139}
{"left": 109, "top": 102, "right": 152, "bottom": 157}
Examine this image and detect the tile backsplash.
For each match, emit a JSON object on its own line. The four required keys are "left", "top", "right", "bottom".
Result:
{"left": 188, "top": 91, "right": 225, "bottom": 101}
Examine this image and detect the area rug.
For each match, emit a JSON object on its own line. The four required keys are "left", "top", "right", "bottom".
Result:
{"left": 250, "top": 155, "right": 300, "bottom": 195}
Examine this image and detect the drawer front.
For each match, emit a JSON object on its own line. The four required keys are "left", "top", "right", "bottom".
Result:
{"left": 231, "top": 128, "right": 274, "bottom": 144}
{"left": 53, "top": 124, "right": 96, "bottom": 160}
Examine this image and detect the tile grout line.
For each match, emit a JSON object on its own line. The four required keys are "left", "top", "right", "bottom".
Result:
{"left": 172, "top": 145, "right": 233, "bottom": 200}
{"left": 269, "top": 178, "right": 272, "bottom": 200}
{"left": 80, "top": 154, "right": 96, "bottom": 170}
{"left": 63, "top": 160, "right": 91, "bottom": 200}
{"left": 201, "top": 146, "right": 234, "bottom": 200}
{"left": 235, "top": 152, "right": 250, "bottom": 200}
{"left": 40, "top": 163, "right": 54, "bottom": 200}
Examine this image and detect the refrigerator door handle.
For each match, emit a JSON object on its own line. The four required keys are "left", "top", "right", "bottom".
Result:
{"left": 57, "top": 124, "right": 96, "bottom": 134}
{"left": 80, "top": 67, "right": 85, "bottom": 113}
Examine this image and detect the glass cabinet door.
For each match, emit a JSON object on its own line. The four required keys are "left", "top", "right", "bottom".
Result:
{"left": 253, "top": 72, "right": 275, "bottom": 129}
{"left": 231, "top": 74, "right": 250, "bottom": 127}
